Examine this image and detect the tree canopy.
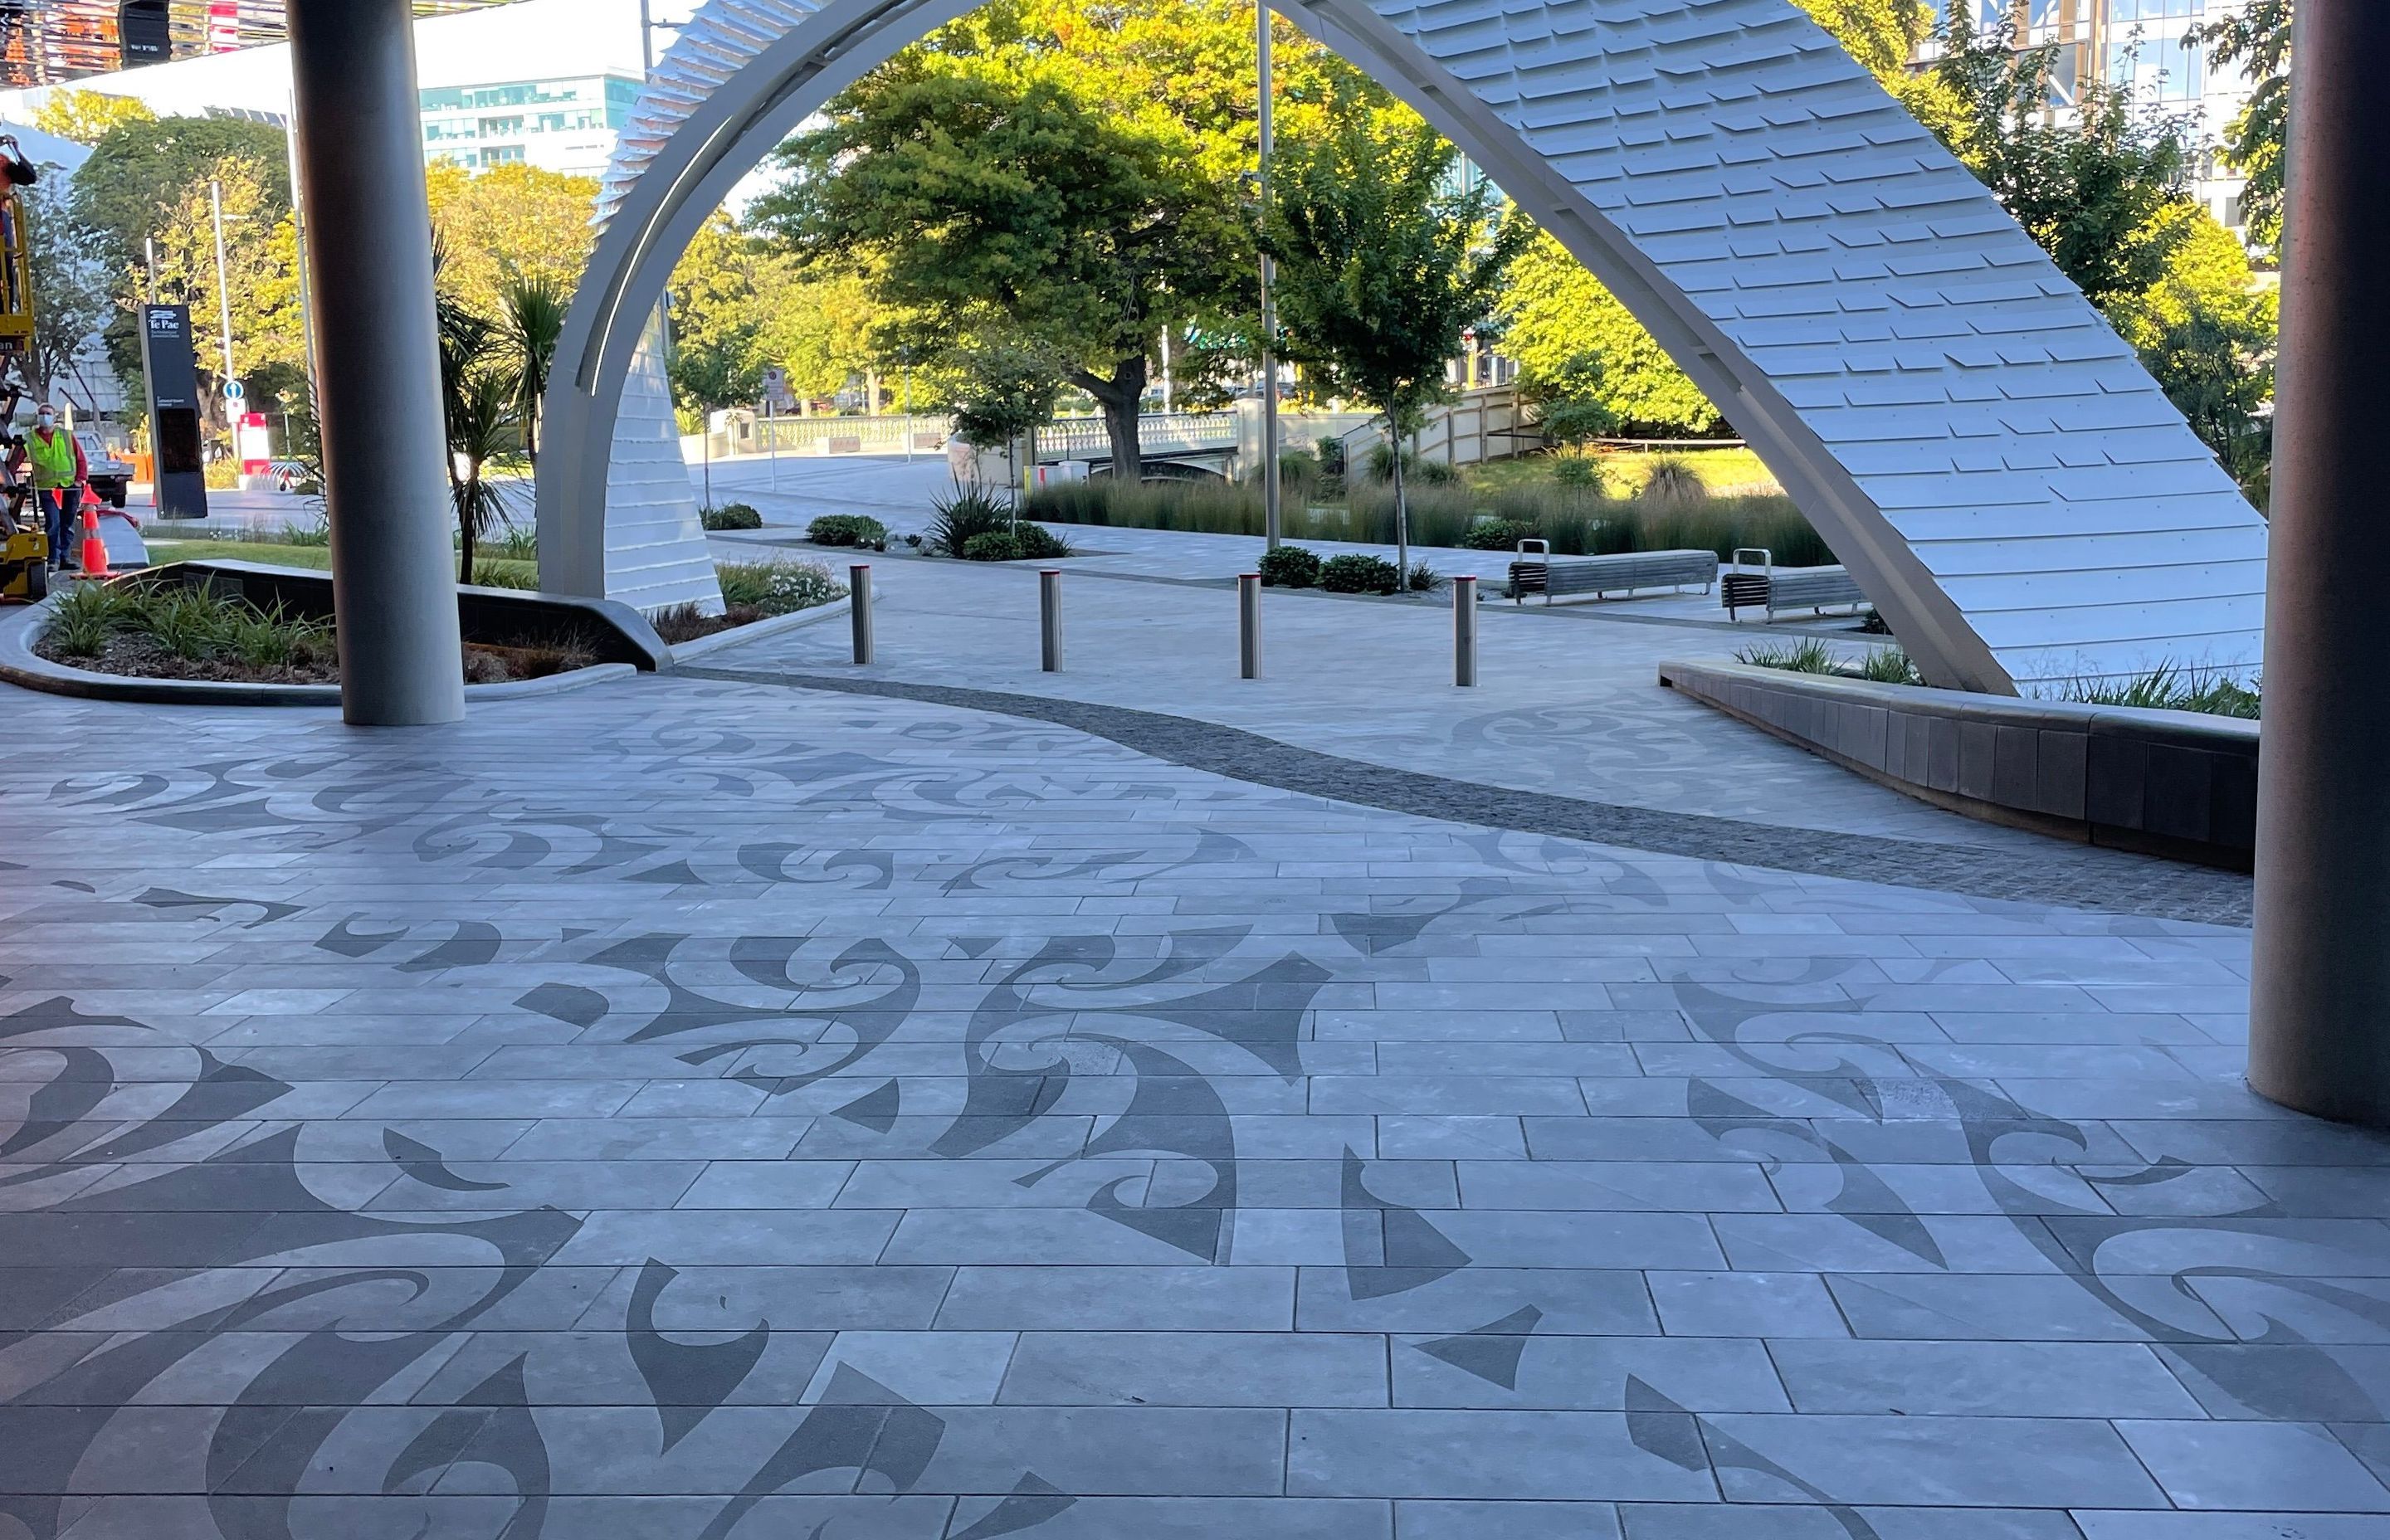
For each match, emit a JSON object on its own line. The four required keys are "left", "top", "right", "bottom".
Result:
{"left": 2191, "top": 0, "right": 2290, "bottom": 253}
{"left": 29, "top": 88, "right": 154, "bottom": 147}
{"left": 1264, "top": 101, "right": 1529, "bottom": 571}
{"left": 423, "top": 161, "right": 600, "bottom": 323}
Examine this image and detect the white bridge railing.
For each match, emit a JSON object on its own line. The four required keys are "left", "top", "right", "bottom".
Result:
{"left": 1034, "top": 413, "right": 1237, "bottom": 462}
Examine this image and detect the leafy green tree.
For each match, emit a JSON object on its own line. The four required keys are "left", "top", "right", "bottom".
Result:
{"left": 665, "top": 212, "right": 769, "bottom": 418}
{"left": 2189, "top": 0, "right": 2290, "bottom": 253}
{"left": 136, "top": 155, "right": 306, "bottom": 439}
{"left": 423, "top": 161, "right": 599, "bottom": 322}
{"left": 762, "top": 68, "right": 1246, "bottom": 482}
{"left": 1263, "top": 104, "right": 1529, "bottom": 576}
{"left": 17, "top": 180, "right": 111, "bottom": 411}
{"left": 497, "top": 271, "right": 567, "bottom": 466}
{"left": 2108, "top": 207, "right": 2276, "bottom": 494}
{"left": 1500, "top": 230, "right": 1724, "bottom": 438}
{"left": 1928, "top": 8, "right": 2193, "bottom": 310}
{"left": 30, "top": 88, "right": 154, "bottom": 146}
{"left": 434, "top": 290, "right": 519, "bottom": 586}
{"left": 1495, "top": 2, "right": 1929, "bottom": 447}
{"left": 946, "top": 340, "right": 1063, "bottom": 504}
{"left": 69, "top": 115, "right": 295, "bottom": 405}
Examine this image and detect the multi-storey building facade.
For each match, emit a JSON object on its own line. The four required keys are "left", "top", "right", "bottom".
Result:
{"left": 1914, "top": 1, "right": 2263, "bottom": 237}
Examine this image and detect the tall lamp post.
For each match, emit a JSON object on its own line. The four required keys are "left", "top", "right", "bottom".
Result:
{"left": 1256, "top": 0, "right": 1280, "bottom": 550}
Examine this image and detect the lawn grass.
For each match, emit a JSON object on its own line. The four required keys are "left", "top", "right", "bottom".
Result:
{"left": 144, "top": 540, "right": 538, "bottom": 589}
{"left": 1466, "top": 446, "right": 1782, "bottom": 498}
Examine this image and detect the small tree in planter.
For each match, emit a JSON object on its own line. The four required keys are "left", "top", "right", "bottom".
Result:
{"left": 1262, "top": 103, "right": 1528, "bottom": 582}
{"left": 946, "top": 342, "right": 1062, "bottom": 520}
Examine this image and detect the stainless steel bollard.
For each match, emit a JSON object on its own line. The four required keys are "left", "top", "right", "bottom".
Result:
{"left": 1040, "top": 568, "right": 1063, "bottom": 672}
{"left": 1453, "top": 573, "right": 1479, "bottom": 686}
{"left": 1238, "top": 573, "right": 1261, "bottom": 679}
{"left": 849, "top": 564, "right": 874, "bottom": 665}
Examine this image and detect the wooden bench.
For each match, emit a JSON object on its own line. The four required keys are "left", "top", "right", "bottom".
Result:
{"left": 1506, "top": 543, "right": 1718, "bottom": 605}
{"left": 1722, "top": 548, "right": 1870, "bottom": 621}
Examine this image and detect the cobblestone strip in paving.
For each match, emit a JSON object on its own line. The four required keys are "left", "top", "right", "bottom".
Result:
{"left": 683, "top": 665, "right": 2254, "bottom": 928}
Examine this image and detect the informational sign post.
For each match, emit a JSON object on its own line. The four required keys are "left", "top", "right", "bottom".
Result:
{"left": 138, "top": 304, "right": 210, "bottom": 521}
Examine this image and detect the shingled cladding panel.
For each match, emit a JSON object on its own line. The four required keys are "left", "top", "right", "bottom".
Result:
{"left": 553, "top": 0, "right": 2268, "bottom": 689}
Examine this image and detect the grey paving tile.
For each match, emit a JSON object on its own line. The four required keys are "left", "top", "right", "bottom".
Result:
{"left": 1290, "top": 1408, "right": 1716, "bottom": 1501}
{"left": 2155, "top": 1344, "right": 2390, "bottom": 1421}
{"left": 1646, "top": 1270, "right": 1851, "bottom": 1339}
{"left": 1002, "top": 1331, "right": 1388, "bottom": 1407}
{"left": 937, "top": 1265, "right": 1295, "bottom": 1331}
{"left": 2113, "top": 1420, "right": 2390, "bottom": 1511}
{"left": 1700, "top": 1413, "right": 2167, "bottom": 1507}
{"left": 1768, "top": 1340, "right": 2206, "bottom": 1416}
{"left": 950, "top": 1497, "right": 1393, "bottom": 1539}
{"left": 907, "top": 1406, "right": 1289, "bottom": 1495}
{"left": 1397, "top": 1499, "right": 1621, "bottom": 1538}
{"left": 1395, "top": 1333, "right": 1788, "bottom": 1411}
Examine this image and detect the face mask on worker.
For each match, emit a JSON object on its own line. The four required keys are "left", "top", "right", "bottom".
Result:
{"left": 35, "top": 412, "right": 52, "bottom": 429}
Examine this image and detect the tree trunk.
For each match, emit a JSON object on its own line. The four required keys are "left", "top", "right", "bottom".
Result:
{"left": 1390, "top": 426, "right": 1409, "bottom": 589}
{"left": 867, "top": 372, "right": 883, "bottom": 416}
{"left": 456, "top": 480, "right": 476, "bottom": 587}
{"left": 1073, "top": 353, "right": 1148, "bottom": 485}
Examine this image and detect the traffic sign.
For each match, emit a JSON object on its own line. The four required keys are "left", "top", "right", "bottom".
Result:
{"left": 224, "top": 379, "right": 245, "bottom": 403}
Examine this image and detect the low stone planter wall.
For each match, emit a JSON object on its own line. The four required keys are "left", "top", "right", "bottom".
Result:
{"left": 1659, "top": 659, "right": 2258, "bottom": 870}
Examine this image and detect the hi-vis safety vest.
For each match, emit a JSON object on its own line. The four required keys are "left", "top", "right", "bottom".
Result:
{"left": 26, "top": 428, "right": 75, "bottom": 490}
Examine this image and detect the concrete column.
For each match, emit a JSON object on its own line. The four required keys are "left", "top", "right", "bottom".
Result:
{"left": 2250, "top": 0, "right": 2390, "bottom": 1127}
{"left": 288, "top": 0, "right": 465, "bottom": 725}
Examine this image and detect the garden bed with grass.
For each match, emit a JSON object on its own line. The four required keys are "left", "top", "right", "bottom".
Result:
{"left": 1661, "top": 656, "right": 2261, "bottom": 867}
{"left": 649, "top": 559, "right": 847, "bottom": 643}
{"left": 1735, "top": 637, "right": 2262, "bottom": 719}
{"left": 35, "top": 580, "right": 601, "bottom": 685}
{"left": 1025, "top": 452, "right": 1827, "bottom": 566}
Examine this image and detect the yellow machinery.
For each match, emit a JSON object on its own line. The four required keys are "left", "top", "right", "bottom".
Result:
{"left": 0, "top": 140, "right": 48, "bottom": 601}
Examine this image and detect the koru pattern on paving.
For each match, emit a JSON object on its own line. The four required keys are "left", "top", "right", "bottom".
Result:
{"left": 0, "top": 670, "right": 2384, "bottom": 1539}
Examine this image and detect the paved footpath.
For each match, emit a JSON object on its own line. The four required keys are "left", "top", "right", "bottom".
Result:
{"left": 2, "top": 545, "right": 2384, "bottom": 1538}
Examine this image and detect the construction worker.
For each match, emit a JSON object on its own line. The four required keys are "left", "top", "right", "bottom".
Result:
{"left": 8, "top": 404, "right": 88, "bottom": 573}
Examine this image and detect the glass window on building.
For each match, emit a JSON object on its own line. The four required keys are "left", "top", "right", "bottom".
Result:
{"left": 2106, "top": 0, "right": 2211, "bottom": 105}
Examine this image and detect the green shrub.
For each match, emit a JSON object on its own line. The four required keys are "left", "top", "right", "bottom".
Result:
{"left": 468, "top": 558, "right": 539, "bottom": 591}
{"left": 45, "top": 582, "right": 125, "bottom": 656}
{"left": 1256, "top": 544, "right": 1321, "bottom": 587}
{"left": 1551, "top": 456, "right": 1603, "bottom": 490}
{"left": 1461, "top": 518, "right": 1538, "bottom": 551}
{"left": 1014, "top": 523, "right": 1073, "bottom": 559}
{"left": 491, "top": 524, "right": 539, "bottom": 560}
{"left": 961, "top": 531, "right": 1025, "bottom": 562}
{"left": 1407, "top": 562, "right": 1442, "bottom": 592}
{"left": 1856, "top": 647, "right": 1924, "bottom": 685}
{"left": 1639, "top": 457, "right": 1710, "bottom": 508}
{"left": 807, "top": 514, "right": 887, "bottom": 548}
{"left": 48, "top": 581, "right": 332, "bottom": 670}
{"left": 1320, "top": 553, "right": 1400, "bottom": 594}
{"left": 702, "top": 503, "right": 763, "bottom": 531}
{"left": 2061, "top": 665, "right": 2261, "bottom": 719}
{"left": 929, "top": 481, "right": 1011, "bottom": 554}
{"left": 1737, "top": 638, "right": 1839, "bottom": 675}
{"left": 1027, "top": 467, "right": 1830, "bottom": 566}
{"left": 1314, "top": 436, "right": 1348, "bottom": 477}
{"left": 715, "top": 558, "right": 845, "bottom": 615}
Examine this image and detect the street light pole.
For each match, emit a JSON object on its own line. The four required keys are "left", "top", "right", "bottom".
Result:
{"left": 208, "top": 179, "right": 238, "bottom": 421}
{"left": 1257, "top": 0, "right": 1280, "bottom": 550}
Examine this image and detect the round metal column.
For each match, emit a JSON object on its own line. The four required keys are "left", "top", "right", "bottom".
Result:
{"left": 288, "top": 0, "right": 466, "bottom": 725}
{"left": 2251, "top": 0, "right": 2390, "bottom": 1126}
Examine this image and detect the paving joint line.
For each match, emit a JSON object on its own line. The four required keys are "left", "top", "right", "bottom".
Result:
{"left": 676, "top": 664, "right": 2253, "bottom": 928}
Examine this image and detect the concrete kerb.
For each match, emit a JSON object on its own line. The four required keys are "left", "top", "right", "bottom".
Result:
{"left": 0, "top": 597, "right": 638, "bottom": 708}
{"left": 661, "top": 595, "right": 851, "bottom": 665}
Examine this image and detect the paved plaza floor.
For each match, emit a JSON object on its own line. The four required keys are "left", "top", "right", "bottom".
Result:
{"left": 2, "top": 514, "right": 2385, "bottom": 1538}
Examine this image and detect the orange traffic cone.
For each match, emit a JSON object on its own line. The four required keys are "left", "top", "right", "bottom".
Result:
{"left": 76, "top": 487, "right": 110, "bottom": 579}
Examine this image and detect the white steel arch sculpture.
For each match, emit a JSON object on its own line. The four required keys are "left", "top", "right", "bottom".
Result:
{"left": 539, "top": 0, "right": 2270, "bottom": 693}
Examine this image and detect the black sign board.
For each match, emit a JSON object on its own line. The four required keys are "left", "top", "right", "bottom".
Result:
{"left": 138, "top": 304, "right": 209, "bottom": 521}
{"left": 119, "top": 2, "right": 170, "bottom": 68}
